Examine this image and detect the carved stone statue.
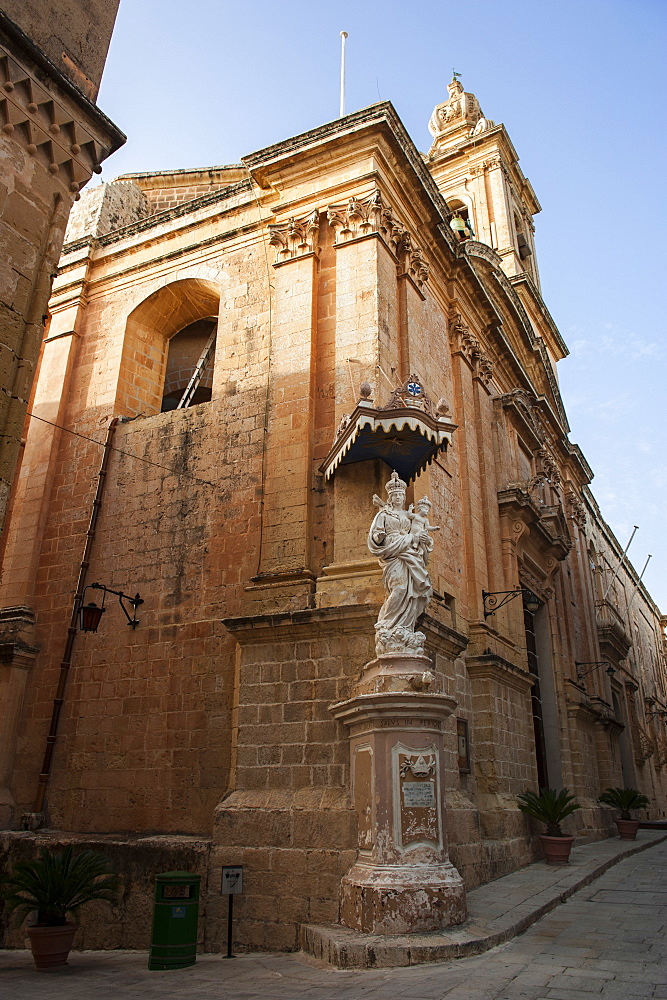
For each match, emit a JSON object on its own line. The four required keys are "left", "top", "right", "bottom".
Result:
{"left": 368, "top": 471, "right": 438, "bottom": 656}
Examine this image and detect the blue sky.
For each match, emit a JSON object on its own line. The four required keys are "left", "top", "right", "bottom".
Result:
{"left": 97, "top": 0, "right": 666, "bottom": 609}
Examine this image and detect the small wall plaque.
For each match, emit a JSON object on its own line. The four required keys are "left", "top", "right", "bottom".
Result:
{"left": 457, "top": 718, "right": 470, "bottom": 773}
{"left": 403, "top": 781, "right": 436, "bottom": 808}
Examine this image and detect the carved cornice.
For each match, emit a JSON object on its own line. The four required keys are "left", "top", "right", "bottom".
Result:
{"left": 222, "top": 604, "right": 377, "bottom": 644}
{"left": 497, "top": 388, "right": 545, "bottom": 449}
{"left": 565, "top": 686, "right": 623, "bottom": 733}
{"left": 466, "top": 652, "right": 534, "bottom": 693}
{"left": 0, "top": 606, "right": 39, "bottom": 668}
{"left": 0, "top": 38, "right": 123, "bottom": 194}
{"left": 0, "top": 638, "right": 39, "bottom": 669}
{"left": 330, "top": 690, "right": 458, "bottom": 730}
{"left": 268, "top": 210, "right": 320, "bottom": 263}
{"left": 565, "top": 697, "right": 601, "bottom": 726}
{"left": 461, "top": 239, "right": 504, "bottom": 270}
{"left": 450, "top": 313, "right": 494, "bottom": 384}
{"left": 497, "top": 486, "right": 571, "bottom": 562}
{"left": 420, "top": 613, "right": 468, "bottom": 661}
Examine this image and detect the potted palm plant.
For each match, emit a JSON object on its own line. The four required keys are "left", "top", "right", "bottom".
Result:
{"left": 0, "top": 844, "right": 120, "bottom": 971}
{"left": 517, "top": 787, "right": 581, "bottom": 864}
{"left": 598, "top": 787, "right": 650, "bottom": 840}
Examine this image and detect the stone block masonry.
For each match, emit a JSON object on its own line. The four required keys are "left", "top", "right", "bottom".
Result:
{"left": 0, "top": 92, "right": 665, "bottom": 961}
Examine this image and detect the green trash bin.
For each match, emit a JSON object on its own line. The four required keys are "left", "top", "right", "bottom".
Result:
{"left": 148, "top": 871, "right": 201, "bottom": 971}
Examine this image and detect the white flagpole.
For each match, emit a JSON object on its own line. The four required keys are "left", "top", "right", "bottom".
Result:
{"left": 603, "top": 524, "right": 638, "bottom": 601}
{"left": 626, "top": 554, "right": 652, "bottom": 615}
{"left": 340, "top": 31, "right": 348, "bottom": 117}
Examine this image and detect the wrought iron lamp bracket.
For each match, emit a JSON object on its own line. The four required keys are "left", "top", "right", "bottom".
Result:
{"left": 575, "top": 660, "right": 615, "bottom": 681}
{"left": 482, "top": 587, "right": 540, "bottom": 619}
{"left": 81, "top": 582, "right": 144, "bottom": 631}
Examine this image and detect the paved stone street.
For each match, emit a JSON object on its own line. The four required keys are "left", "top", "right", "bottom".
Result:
{"left": 1, "top": 839, "right": 666, "bottom": 1000}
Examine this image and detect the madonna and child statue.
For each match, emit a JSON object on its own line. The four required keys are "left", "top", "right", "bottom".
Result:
{"left": 331, "top": 468, "right": 467, "bottom": 936}
{"left": 368, "top": 470, "right": 440, "bottom": 657}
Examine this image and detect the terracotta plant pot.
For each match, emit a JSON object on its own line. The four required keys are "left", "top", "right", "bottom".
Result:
{"left": 27, "top": 923, "right": 78, "bottom": 971}
{"left": 615, "top": 819, "right": 640, "bottom": 840}
{"left": 538, "top": 834, "right": 575, "bottom": 865}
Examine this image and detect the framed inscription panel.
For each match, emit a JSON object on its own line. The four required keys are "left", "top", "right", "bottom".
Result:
{"left": 392, "top": 741, "right": 443, "bottom": 851}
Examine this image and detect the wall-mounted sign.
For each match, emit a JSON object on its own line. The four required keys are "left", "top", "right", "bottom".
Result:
{"left": 457, "top": 718, "right": 470, "bottom": 773}
{"left": 221, "top": 866, "right": 243, "bottom": 895}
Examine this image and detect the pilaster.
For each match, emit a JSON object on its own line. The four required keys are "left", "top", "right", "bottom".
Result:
{"left": 246, "top": 212, "right": 320, "bottom": 611}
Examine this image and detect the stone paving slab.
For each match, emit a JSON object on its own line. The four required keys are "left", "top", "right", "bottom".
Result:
{"left": 1, "top": 835, "right": 666, "bottom": 999}
{"left": 301, "top": 830, "right": 667, "bottom": 967}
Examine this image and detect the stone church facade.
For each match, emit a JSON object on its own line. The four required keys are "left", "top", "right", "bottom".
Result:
{"left": 1, "top": 80, "right": 665, "bottom": 954}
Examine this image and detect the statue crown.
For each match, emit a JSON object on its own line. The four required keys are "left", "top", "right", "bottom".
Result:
{"left": 385, "top": 470, "right": 407, "bottom": 495}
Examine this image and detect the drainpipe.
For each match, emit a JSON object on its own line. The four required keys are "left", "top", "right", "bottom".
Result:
{"left": 30, "top": 417, "right": 119, "bottom": 821}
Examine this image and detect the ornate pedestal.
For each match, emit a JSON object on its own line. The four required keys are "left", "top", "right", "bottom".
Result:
{"left": 330, "top": 653, "right": 466, "bottom": 934}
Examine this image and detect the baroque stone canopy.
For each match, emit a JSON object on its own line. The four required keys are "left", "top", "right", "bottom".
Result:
{"left": 320, "top": 378, "right": 457, "bottom": 483}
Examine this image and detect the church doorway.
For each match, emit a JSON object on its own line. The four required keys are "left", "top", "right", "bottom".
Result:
{"left": 523, "top": 594, "right": 562, "bottom": 789}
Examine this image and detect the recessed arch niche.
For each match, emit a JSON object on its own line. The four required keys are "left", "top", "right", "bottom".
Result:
{"left": 117, "top": 278, "right": 221, "bottom": 417}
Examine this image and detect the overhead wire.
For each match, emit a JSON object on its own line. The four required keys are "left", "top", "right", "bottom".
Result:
{"left": 25, "top": 411, "right": 218, "bottom": 488}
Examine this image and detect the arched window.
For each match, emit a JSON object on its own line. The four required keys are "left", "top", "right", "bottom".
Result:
{"left": 118, "top": 278, "right": 220, "bottom": 417}
{"left": 161, "top": 316, "right": 217, "bottom": 412}
{"left": 513, "top": 212, "right": 533, "bottom": 261}
{"left": 448, "top": 199, "right": 475, "bottom": 241}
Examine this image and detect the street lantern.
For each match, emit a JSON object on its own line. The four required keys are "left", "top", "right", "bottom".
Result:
{"left": 78, "top": 582, "right": 143, "bottom": 633}
{"left": 79, "top": 602, "right": 106, "bottom": 632}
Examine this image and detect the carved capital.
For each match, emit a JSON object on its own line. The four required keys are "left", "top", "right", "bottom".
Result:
{"left": 327, "top": 190, "right": 430, "bottom": 286}
{"left": 268, "top": 210, "right": 320, "bottom": 263}
{"left": 406, "top": 245, "right": 430, "bottom": 288}
{"left": 565, "top": 486, "right": 587, "bottom": 528}
{"left": 450, "top": 313, "right": 494, "bottom": 384}
{"left": 327, "top": 190, "right": 390, "bottom": 244}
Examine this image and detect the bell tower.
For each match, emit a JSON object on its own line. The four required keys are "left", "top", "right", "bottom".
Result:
{"left": 426, "top": 76, "right": 541, "bottom": 288}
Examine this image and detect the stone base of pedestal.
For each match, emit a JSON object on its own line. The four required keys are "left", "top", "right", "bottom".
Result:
{"left": 340, "top": 861, "right": 466, "bottom": 934}
{"left": 354, "top": 652, "right": 437, "bottom": 694}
